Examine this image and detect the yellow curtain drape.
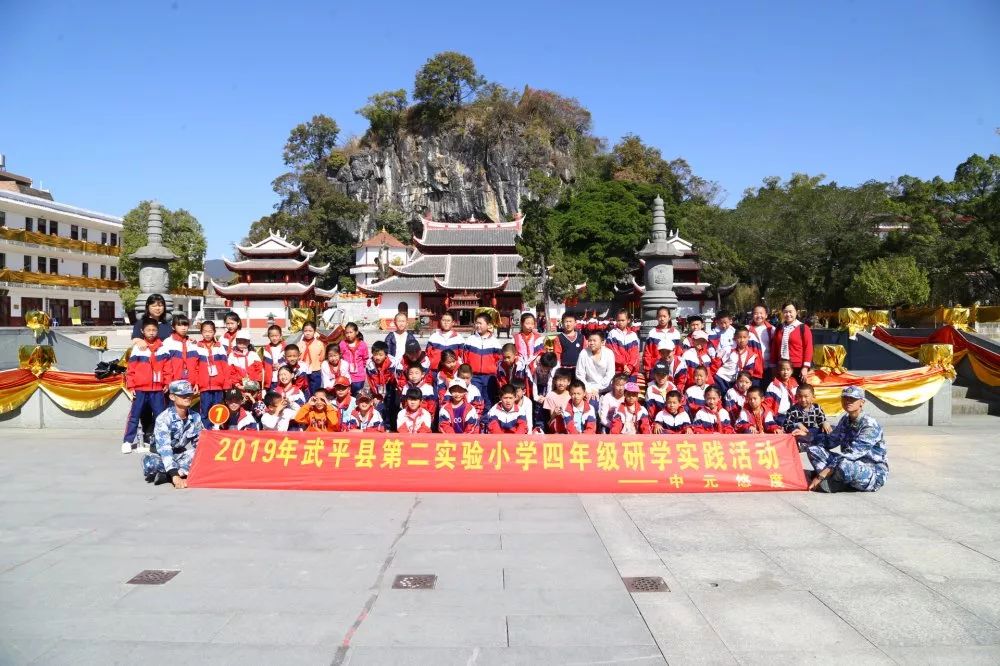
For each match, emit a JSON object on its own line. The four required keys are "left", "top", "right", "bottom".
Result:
{"left": 813, "top": 344, "right": 847, "bottom": 374}
{"left": 0, "top": 269, "right": 126, "bottom": 291}
{"left": 288, "top": 307, "right": 314, "bottom": 333}
{"left": 811, "top": 366, "right": 951, "bottom": 416}
{"left": 0, "top": 370, "right": 41, "bottom": 414}
{"left": 39, "top": 376, "right": 125, "bottom": 412}
{"left": 0, "top": 226, "right": 121, "bottom": 256}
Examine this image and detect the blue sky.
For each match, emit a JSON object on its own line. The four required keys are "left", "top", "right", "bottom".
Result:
{"left": 4, "top": 0, "right": 998, "bottom": 258}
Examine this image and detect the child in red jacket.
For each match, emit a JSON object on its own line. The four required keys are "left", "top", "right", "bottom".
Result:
{"left": 123, "top": 317, "right": 167, "bottom": 454}
{"left": 561, "top": 380, "right": 598, "bottom": 434}
{"left": 692, "top": 386, "right": 735, "bottom": 434}
{"left": 195, "top": 320, "right": 230, "bottom": 422}
{"left": 487, "top": 385, "right": 529, "bottom": 434}
{"left": 735, "top": 386, "right": 782, "bottom": 434}
{"left": 396, "top": 388, "right": 432, "bottom": 433}
{"left": 609, "top": 382, "right": 652, "bottom": 434}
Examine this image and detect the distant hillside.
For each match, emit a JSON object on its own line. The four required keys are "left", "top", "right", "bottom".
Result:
{"left": 204, "top": 259, "right": 233, "bottom": 282}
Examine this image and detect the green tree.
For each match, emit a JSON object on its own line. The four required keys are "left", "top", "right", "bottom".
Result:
{"left": 282, "top": 114, "right": 341, "bottom": 170}
{"left": 515, "top": 198, "right": 583, "bottom": 322}
{"left": 357, "top": 89, "right": 408, "bottom": 145}
{"left": 245, "top": 116, "right": 367, "bottom": 287}
{"left": 413, "top": 51, "right": 485, "bottom": 111}
{"left": 121, "top": 201, "right": 207, "bottom": 310}
{"left": 846, "top": 256, "right": 930, "bottom": 307}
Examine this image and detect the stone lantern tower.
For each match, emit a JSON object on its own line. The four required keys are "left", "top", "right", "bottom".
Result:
{"left": 637, "top": 196, "right": 680, "bottom": 337}
{"left": 130, "top": 201, "right": 178, "bottom": 319}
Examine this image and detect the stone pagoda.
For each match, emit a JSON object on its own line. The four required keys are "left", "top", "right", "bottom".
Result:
{"left": 131, "top": 201, "right": 178, "bottom": 319}
{"left": 636, "top": 196, "right": 681, "bottom": 336}
{"left": 211, "top": 231, "right": 334, "bottom": 329}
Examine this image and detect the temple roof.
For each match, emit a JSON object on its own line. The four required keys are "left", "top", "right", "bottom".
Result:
{"left": 672, "top": 258, "right": 702, "bottom": 271}
{"left": 234, "top": 231, "right": 317, "bottom": 259}
{"left": 223, "top": 257, "right": 308, "bottom": 272}
{"left": 413, "top": 216, "right": 523, "bottom": 250}
{"left": 356, "top": 230, "right": 407, "bottom": 249}
{"left": 211, "top": 279, "right": 316, "bottom": 298}
{"left": 361, "top": 252, "right": 523, "bottom": 295}
{"left": 434, "top": 256, "right": 508, "bottom": 290}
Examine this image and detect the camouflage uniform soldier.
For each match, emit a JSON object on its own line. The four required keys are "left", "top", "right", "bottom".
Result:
{"left": 807, "top": 386, "right": 888, "bottom": 492}
{"left": 142, "top": 380, "right": 204, "bottom": 488}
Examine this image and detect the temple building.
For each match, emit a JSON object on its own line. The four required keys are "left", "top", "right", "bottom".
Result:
{"left": 359, "top": 212, "right": 525, "bottom": 328}
{"left": 211, "top": 231, "right": 334, "bottom": 329}
{"left": 349, "top": 229, "right": 411, "bottom": 289}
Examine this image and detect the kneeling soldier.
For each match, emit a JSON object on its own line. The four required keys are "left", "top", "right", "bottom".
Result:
{"left": 142, "top": 380, "right": 204, "bottom": 489}
{"left": 807, "top": 386, "right": 888, "bottom": 492}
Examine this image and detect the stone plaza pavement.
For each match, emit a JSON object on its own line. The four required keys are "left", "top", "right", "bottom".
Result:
{"left": 1, "top": 418, "right": 999, "bottom": 665}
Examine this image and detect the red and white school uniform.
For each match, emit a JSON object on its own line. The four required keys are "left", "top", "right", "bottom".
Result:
{"left": 684, "top": 384, "right": 708, "bottom": 416}
{"left": 438, "top": 401, "right": 480, "bottom": 434}
{"left": 654, "top": 408, "right": 692, "bottom": 434}
{"left": 160, "top": 333, "right": 200, "bottom": 386}
{"left": 559, "top": 401, "right": 598, "bottom": 434}
{"left": 463, "top": 332, "right": 503, "bottom": 377}
{"left": 365, "top": 357, "right": 396, "bottom": 403}
{"left": 401, "top": 381, "right": 437, "bottom": 415}
{"left": 344, "top": 406, "right": 385, "bottom": 432}
{"left": 396, "top": 407, "right": 432, "bottom": 434}
{"left": 496, "top": 358, "right": 528, "bottom": 390}
{"left": 426, "top": 329, "right": 465, "bottom": 371}
{"left": 606, "top": 327, "right": 640, "bottom": 377}
{"left": 716, "top": 345, "right": 764, "bottom": 384}
{"left": 643, "top": 325, "right": 680, "bottom": 375}
{"left": 764, "top": 377, "right": 799, "bottom": 421}
{"left": 692, "top": 406, "right": 735, "bottom": 434}
{"left": 749, "top": 322, "right": 775, "bottom": 368}
{"left": 724, "top": 387, "right": 747, "bottom": 421}
{"left": 262, "top": 341, "right": 286, "bottom": 388}
{"left": 514, "top": 331, "right": 545, "bottom": 373}
{"left": 675, "top": 346, "right": 717, "bottom": 391}
{"left": 321, "top": 358, "right": 351, "bottom": 390}
{"left": 609, "top": 403, "right": 652, "bottom": 434}
{"left": 645, "top": 381, "right": 679, "bottom": 421}
{"left": 227, "top": 348, "right": 264, "bottom": 387}
{"left": 275, "top": 383, "right": 307, "bottom": 409}
{"left": 195, "top": 340, "right": 230, "bottom": 392}
{"left": 486, "top": 404, "right": 528, "bottom": 434}
{"left": 735, "top": 407, "right": 781, "bottom": 434}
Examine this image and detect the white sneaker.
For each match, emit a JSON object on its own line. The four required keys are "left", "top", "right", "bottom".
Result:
{"left": 121, "top": 442, "right": 134, "bottom": 454}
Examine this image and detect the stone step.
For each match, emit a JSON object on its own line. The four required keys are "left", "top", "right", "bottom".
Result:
{"left": 952, "top": 385, "right": 969, "bottom": 399}
{"left": 951, "top": 397, "right": 992, "bottom": 416}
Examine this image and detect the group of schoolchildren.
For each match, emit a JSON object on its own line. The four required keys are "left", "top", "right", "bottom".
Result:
{"left": 131, "top": 300, "right": 887, "bottom": 493}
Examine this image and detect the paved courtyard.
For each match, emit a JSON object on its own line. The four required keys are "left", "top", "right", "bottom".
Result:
{"left": 1, "top": 417, "right": 999, "bottom": 665}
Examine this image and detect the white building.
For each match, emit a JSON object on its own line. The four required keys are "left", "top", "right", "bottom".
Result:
{"left": 349, "top": 229, "right": 411, "bottom": 288}
{"left": 0, "top": 164, "right": 125, "bottom": 326}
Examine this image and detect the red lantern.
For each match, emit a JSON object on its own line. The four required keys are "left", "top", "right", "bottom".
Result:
{"left": 224, "top": 299, "right": 232, "bottom": 307}
{"left": 444, "top": 296, "right": 451, "bottom": 309}
{"left": 376, "top": 295, "right": 382, "bottom": 306}
{"left": 367, "top": 299, "right": 372, "bottom": 307}
{"left": 243, "top": 299, "right": 249, "bottom": 307}
{"left": 490, "top": 294, "right": 498, "bottom": 308}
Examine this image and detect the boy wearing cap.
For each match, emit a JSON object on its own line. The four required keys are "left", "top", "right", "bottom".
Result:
{"left": 807, "top": 386, "right": 888, "bottom": 492}
{"left": 142, "top": 380, "right": 204, "bottom": 488}
{"left": 609, "top": 382, "right": 652, "bottom": 434}
{"left": 330, "top": 376, "right": 357, "bottom": 426}
{"left": 214, "top": 388, "right": 259, "bottom": 430}
{"left": 438, "top": 380, "right": 480, "bottom": 434}
{"left": 343, "top": 389, "right": 385, "bottom": 432}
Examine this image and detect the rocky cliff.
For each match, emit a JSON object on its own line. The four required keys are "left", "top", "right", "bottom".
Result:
{"left": 332, "top": 125, "right": 579, "bottom": 240}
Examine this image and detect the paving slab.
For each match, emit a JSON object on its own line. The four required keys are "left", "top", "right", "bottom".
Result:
{"left": 1, "top": 416, "right": 999, "bottom": 664}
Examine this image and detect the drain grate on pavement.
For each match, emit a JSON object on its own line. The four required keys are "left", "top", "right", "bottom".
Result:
{"left": 623, "top": 576, "right": 670, "bottom": 592}
{"left": 392, "top": 574, "right": 437, "bottom": 589}
{"left": 126, "top": 569, "right": 180, "bottom": 585}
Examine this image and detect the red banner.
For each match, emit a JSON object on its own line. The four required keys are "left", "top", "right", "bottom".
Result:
{"left": 188, "top": 431, "right": 807, "bottom": 493}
